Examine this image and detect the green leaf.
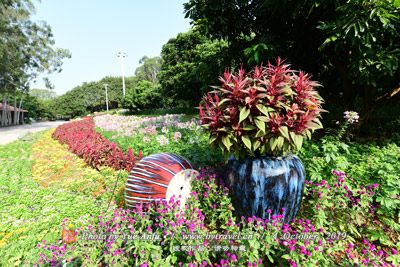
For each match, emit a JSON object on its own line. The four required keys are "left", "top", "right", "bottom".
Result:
{"left": 305, "top": 129, "right": 312, "bottom": 140}
{"left": 281, "top": 254, "right": 290, "bottom": 260}
{"left": 209, "top": 135, "right": 218, "bottom": 144}
{"left": 241, "top": 135, "right": 252, "bottom": 150}
{"left": 292, "top": 134, "right": 303, "bottom": 151}
{"left": 222, "top": 135, "right": 232, "bottom": 151}
{"left": 306, "top": 121, "right": 322, "bottom": 131}
{"left": 217, "top": 98, "right": 231, "bottom": 107}
{"left": 270, "top": 137, "right": 278, "bottom": 151}
{"left": 255, "top": 130, "right": 264, "bottom": 138}
{"left": 256, "top": 104, "right": 273, "bottom": 116}
{"left": 277, "top": 136, "right": 284, "bottom": 149}
{"left": 260, "top": 145, "right": 266, "bottom": 154}
{"left": 239, "top": 107, "right": 250, "bottom": 123}
{"left": 216, "top": 127, "right": 228, "bottom": 132}
{"left": 278, "top": 126, "right": 290, "bottom": 140}
{"left": 242, "top": 125, "right": 256, "bottom": 131}
{"left": 282, "top": 140, "right": 289, "bottom": 152}
{"left": 255, "top": 119, "right": 265, "bottom": 133}
{"left": 256, "top": 116, "right": 269, "bottom": 122}
{"left": 219, "top": 142, "right": 225, "bottom": 153}
{"left": 279, "top": 85, "right": 294, "bottom": 95}
{"left": 253, "top": 140, "right": 261, "bottom": 151}
{"left": 267, "top": 253, "right": 274, "bottom": 263}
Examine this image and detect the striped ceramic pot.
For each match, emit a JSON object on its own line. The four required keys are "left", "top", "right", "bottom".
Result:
{"left": 125, "top": 153, "right": 198, "bottom": 208}
{"left": 223, "top": 154, "right": 305, "bottom": 223}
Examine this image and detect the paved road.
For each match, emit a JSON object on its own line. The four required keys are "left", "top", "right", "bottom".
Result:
{"left": 0, "top": 121, "right": 67, "bottom": 145}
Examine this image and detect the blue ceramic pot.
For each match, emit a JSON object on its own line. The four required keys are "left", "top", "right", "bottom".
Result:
{"left": 223, "top": 154, "right": 305, "bottom": 223}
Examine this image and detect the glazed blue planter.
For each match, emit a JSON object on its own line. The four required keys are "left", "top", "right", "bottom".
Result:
{"left": 223, "top": 154, "right": 305, "bottom": 223}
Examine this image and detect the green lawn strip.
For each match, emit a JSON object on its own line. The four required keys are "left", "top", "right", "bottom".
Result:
{"left": 0, "top": 133, "right": 114, "bottom": 266}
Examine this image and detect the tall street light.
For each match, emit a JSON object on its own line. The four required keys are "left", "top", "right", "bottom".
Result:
{"left": 104, "top": 83, "right": 109, "bottom": 111}
{"left": 117, "top": 52, "right": 127, "bottom": 97}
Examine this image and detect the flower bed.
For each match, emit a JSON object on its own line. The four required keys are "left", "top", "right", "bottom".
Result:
{"left": 36, "top": 169, "right": 399, "bottom": 266}
{"left": 52, "top": 117, "right": 142, "bottom": 172}
{"left": 95, "top": 114, "right": 224, "bottom": 166}
{"left": 33, "top": 129, "right": 127, "bottom": 203}
{"left": 0, "top": 134, "right": 115, "bottom": 266}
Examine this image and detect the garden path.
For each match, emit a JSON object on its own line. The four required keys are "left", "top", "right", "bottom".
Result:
{"left": 0, "top": 121, "right": 67, "bottom": 145}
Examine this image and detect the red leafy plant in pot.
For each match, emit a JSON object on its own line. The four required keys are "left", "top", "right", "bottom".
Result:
{"left": 199, "top": 58, "right": 326, "bottom": 222}
{"left": 199, "top": 58, "right": 325, "bottom": 160}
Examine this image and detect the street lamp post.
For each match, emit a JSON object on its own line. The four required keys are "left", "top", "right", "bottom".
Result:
{"left": 117, "top": 52, "right": 127, "bottom": 97}
{"left": 104, "top": 83, "right": 109, "bottom": 111}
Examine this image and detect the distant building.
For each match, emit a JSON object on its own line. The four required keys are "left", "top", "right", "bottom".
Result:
{"left": 0, "top": 103, "right": 28, "bottom": 126}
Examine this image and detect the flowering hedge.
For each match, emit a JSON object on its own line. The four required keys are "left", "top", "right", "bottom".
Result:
{"left": 52, "top": 117, "right": 142, "bottom": 172}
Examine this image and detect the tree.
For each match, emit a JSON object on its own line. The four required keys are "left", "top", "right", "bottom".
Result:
{"left": 0, "top": 0, "right": 70, "bottom": 90}
{"left": 30, "top": 89, "right": 57, "bottom": 100}
{"left": 158, "top": 29, "right": 229, "bottom": 107}
{"left": 0, "top": 0, "right": 70, "bottom": 125}
{"left": 134, "top": 56, "right": 162, "bottom": 83}
{"left": 183, "top": 0, "right": 400, "bottom": 124}
{"left": 52, "top": 76, "right": 136, "bottom": 118}
{"left": 122, "top": 80, "right": 162, "bottom": 112}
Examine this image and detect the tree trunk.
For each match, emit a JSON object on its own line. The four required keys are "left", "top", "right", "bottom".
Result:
{"left": 4, "top": 96, "right": 9, "bottom": 126}
{"left": 1, "top": 95, "right": 5, "bottom": 126}
{"left": 22, "top": 102, "right": 25, "bottom": 124}
{"left": 14, "top": 92, "right": 17, "bottom": 125}
{"left": 18, "top": 98, "right": 22, "bottom": 124}
{"left": 7, "top": 98, "right": 11, "bottom": 126}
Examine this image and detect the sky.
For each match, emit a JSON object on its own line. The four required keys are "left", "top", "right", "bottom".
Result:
{"left": 31, "top": 0, "right": 191, "bottom": 95}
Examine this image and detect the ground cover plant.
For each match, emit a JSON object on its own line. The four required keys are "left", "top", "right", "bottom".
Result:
{"left": 300, "top": 113, "right": 400, "bottom": 231}
{"left": 0, "top": 132, "right": 121, "bottom": 266}
{"left": 33, "top": 129, "right": 128, "bottom": 203}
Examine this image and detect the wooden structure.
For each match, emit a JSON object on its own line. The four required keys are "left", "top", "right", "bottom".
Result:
{"left": 0, "top": 103, "right": 28, "bottom": 126}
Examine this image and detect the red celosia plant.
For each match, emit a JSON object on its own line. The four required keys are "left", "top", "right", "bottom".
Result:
{"left": 199, "top": 58, "right": 325, "bottom": 159}
{"left": 52, "top": 117, "right": 142, "bottom": 172}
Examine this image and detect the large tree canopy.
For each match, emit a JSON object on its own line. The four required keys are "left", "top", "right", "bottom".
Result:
{"left": 52, "top": 76, "right": 136, "bottom": 118}
{"left": 134, "top": 56, "right": 162, "bottom": 84}
{"left": 158, "top": 29, "right": 229, "bottom": 107}
{"left": 0, "top": 0, "right": 70, "bottom": 93}
{"left": 183, "top": 0, "right": 400, "bottom": 121}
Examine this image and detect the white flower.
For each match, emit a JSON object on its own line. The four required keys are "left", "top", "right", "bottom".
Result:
{"left": 343, "top": 111, "right": 359, "bottom": 124}
{"left": 142, "top": 136, "right": 151, "bottom": 143}
{"left": 161, "top": 127, "right": 168, "bottom": 133}
{"left": 156, "top": 135, "right": 169, "bottom": 146}
{"left": 173, "top": 132, "right": 182, "bottom": 141}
